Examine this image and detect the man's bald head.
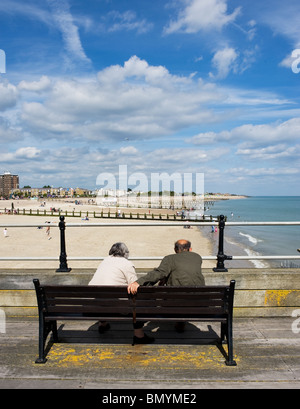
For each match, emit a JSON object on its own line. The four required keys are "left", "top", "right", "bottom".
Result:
{"left": 174, "top": 240, "right": 192, "bottom": 253}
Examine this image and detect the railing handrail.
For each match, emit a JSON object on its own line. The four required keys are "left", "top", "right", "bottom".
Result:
{"left": 1, "top": 221, "right": 300, "bottom": 228}
{"left": 1, "top": 256, "right": 300, "bottom": 261}
{"left": 226, "top": 221, "right": 300, "bottom": 226}
{"left": 0, "top": 215, "right": 299, "bottom": 271}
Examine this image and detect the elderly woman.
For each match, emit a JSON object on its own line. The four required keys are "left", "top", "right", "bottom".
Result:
{"left": 89, "top": 242, "right": 154, "bottom": 344}
{"left": 89, "top": 242, "right": 136, "bottom": 286}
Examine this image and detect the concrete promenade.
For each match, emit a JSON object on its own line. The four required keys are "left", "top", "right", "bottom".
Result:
{"left": 0, "top": 268, "right": 299, "bottom": 389}
{"left": 0, "top": 316, "right": 299, "bottom": 389}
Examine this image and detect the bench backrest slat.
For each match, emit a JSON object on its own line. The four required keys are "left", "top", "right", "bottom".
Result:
{"left": 133, "top": 287, "right": 229, "bottom": 314}
{"left": 132, "top": 299, "right": 225, "bottom": 307}
{"left": 42, "top": 285, "right": 132, "bottom": 315}
{"left": 44, "top": 286, "right": 128, "bottom": 298}
{"left": 33, "top": 280, "right": 235, "bottom": 320}
{"left": 46, "top": 305, "right": 133, "bottom": 314}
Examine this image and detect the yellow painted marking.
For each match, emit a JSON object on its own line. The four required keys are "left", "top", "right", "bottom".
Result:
{"left": 264, "top": 290, "right": 300, "bottom": 307}
{"left": 46, "top": 344, "right": 239, "bottom": 369}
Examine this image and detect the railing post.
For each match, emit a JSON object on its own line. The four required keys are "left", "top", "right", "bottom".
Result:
{"left": 213, "top": 215, "right": 232, "bottom": 272}
{"left": 56, "top": 216, "right": 72, "bottom": 272}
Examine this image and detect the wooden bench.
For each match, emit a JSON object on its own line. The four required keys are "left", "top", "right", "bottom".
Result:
{"left": 33, "top": 279, "right": 236, "bottom": 366}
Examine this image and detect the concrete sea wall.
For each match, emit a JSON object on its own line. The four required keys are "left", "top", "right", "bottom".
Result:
{"left": 0, "top": 268, "right": 299, "bottom": 318}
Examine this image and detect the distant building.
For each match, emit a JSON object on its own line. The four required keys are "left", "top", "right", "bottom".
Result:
{"left": 0, "top": 171, "right": 19, "bottom": 198}
{"left": 13, "top": 186, "right": 93, "bottom": 198}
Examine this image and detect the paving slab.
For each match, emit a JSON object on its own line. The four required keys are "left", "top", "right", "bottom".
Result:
{"left": 0, "top": 317, "right": 299, "bottom": 389}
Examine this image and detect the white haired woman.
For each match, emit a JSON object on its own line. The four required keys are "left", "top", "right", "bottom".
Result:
{"left": 89, "top": 242, "right": 154, "bottom": 344}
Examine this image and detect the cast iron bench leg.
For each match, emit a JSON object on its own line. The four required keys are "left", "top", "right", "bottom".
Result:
{"left": 35, "top": 315, "right": 47, "bottom": 364}
{"left": 225, "top": 318, "right": 237, "bottom": 366}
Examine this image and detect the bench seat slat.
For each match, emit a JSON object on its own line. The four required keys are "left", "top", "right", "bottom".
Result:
{"left": 135, "top": 306, "right": 225, "bottom": 315}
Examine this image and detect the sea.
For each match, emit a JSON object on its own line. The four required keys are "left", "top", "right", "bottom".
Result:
{"left": 201, "top": 196, "right": 300, "bottom": 269}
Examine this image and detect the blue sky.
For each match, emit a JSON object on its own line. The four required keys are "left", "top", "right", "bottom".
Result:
{"left": 0, "top": 0, "right": 300, "bottom": 195}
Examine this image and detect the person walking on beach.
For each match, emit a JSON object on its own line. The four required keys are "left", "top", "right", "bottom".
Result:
{"left": 127, "top": 239, "right": 205, "bottom": 333}
{"left": 3, "top": 228, "right": 8, "bottom": 238}
{"left": 89, "top": 242, "right": 154, "bottom": 344}
{"left": 45, "top": 225, "right": 51, "bottom": 240}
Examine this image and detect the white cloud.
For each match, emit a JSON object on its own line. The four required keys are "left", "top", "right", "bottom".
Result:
{"left": 234, "top": 118, "right": 300, "bottom": 148}
{"left": 0, "top": 118, "right": 22, "bottom": 143}
{"left": 164, "top": 0, "right": 240, "bottom": 34}
{"left": 0, "top": 147, "right": 42, "bottom": 162}
{"left": 0, "top": 0, "right": 91, "bottom": 67}
{"left": 148, "top": 146, "right": 228, "bottom": 165}
{"left": 186, "top": 131, "right": 218, "bottom": 145}
{"left": 107, "top": 10, "right": 153, "bottom": 34}
{"left": 227, "top": 167, "right": 299, "bottom": 177}
{"left": 120, "top": 146, "right": 139, "bottom": 155}
{"left": 260, "top": 1, "right": 300, "bottom": 48}
{"left": 16, "top": 146, "right": 42, "bottom": 159}
{"left": 210, "top": 47, "right": 238, "bottom": 79}
{"left": 256, "top": 1, "right": 300, "bottom": 69}
{"left": 46, "top": 0, "right": 91, "bottom": 65}
{"left": 223, "top": 88, "right": 291, "bottom": 106}
{"left": 20, "top": 56, "right": 222, "bottom": 141}
{"left": 18, "top": 76, "right": 52, "bottom": 92}
{"left": 97, "top": 55, "right": 194, "bottom": 88}
{"left": 0, "top": 82, "right": 18, "bottom": 111}
{"left": 22, "top": 101, "right": 75, "bottom": 135}
{"left": 209, "top": 46, "right": 258, "bottom": 79}
{"left": 188, "top": 118, "right": 300, "bottom": 150}
{"left": 0, "top": 0, "right": 53, "bottom": 27}
{"left": 90, "top": 146, "right": 229, "bottom": 177}
{"left": 280, "top": 52, "right": 295, "bottom": 69}
{"left": 237, "top": 144, "right": 299, "bottom": 160}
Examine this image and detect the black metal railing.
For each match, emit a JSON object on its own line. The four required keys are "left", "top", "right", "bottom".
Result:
{"left": 1, "top": 215, "right": 300, "bottom": 272}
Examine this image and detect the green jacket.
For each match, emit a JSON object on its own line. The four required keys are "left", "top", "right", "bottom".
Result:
{"left": 137, "top": 251, "right": 205, "bottom": 287}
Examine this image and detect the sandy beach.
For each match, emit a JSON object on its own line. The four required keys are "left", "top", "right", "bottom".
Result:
{"left": 0, "top": 199, "right": 215, "bottom": 270}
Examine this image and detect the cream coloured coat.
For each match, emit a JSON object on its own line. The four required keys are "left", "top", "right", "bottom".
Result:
{"left": 89, "top": 256, "right": 137, "bottom": 286}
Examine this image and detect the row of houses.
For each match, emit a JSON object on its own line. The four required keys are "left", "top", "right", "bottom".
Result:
{"left": 0, "top": 171, "right": 95, "bottom": 199}
{"left": 11, "top": 186, "right": 93, "bottom": 198}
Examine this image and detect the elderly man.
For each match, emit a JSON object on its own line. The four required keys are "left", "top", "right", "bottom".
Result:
{"left": 127, "top": 239, "right": 205, "bottom": 332}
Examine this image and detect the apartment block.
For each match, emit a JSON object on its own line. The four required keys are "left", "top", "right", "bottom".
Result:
{"left": 0, "top": 171, "right": 19, "bottom": 198}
